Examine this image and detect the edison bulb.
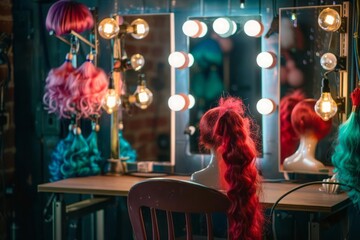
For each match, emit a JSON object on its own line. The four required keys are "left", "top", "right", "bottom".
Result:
{"left": 98, "top": 18, "right": 120, "bottom": 39}
{"left": 131, "top": 54, "right": 145, "bottom": 71}
{"left": 131, "top": 18, "right": 149, "bottom": 39}
{"left": 133, "top": 74, "right": 153, "bottom": 109}
{"left": 102, "top": 89, "right": 121, "bottom": 114}
{"left": 318, "top": 8, "right": 341, "bottom": 32}
{"left": 314, "top": 92, "right": 338, "bottom": 121}
{"left": 320, "top": 53, "right": 337, "bottom": 71}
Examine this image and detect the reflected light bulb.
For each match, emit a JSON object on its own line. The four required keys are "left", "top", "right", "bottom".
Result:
{"left": 256, "top": 51, "right": 276, "bottom": 68}
{"left": 133, "top": 74, "right": 153, "bottom": 109}
{"left": 256, "top": 98, "right": 276, "bottom": 115}
{"left": 102, "top": 89, "right": 121, "bottom": 114}
{"left": 187, "top": 53, "right": 194, "bottom": 67}
{"left": 198, "top": 22, "right": 208, "bottom": 37}
{"left": 212, "top": 17, "right": 236, "bottom": 37}
{"left": 244, "top": 20, "right": 264, "bottom": 37}
{"left": 168, "top": 94, "right": 186, "bottom": 111}
{"left": 182, "top": 20, "right": 203, "bottom": 38}
{"left": 314, "top": 78, "right": 338, "bottom": 121}
{"left": 188, "top": 94, "right": 195, "bottom": 109}
{"left": 320, "top": 52, "right": 337, "bottom": 71}
{"left": 168, "top": 51, "right": 189, "bottom": 69}
{"left": 318, "top": 8, "right": 341, "bottom": 32}
{"left": 98, "top": 18, "right": 120, "bottom": 39}
{"left": 131, "top": 18, "right": 149, "bottom": 39}
{"left": 131, "top": 54, "right": 145, "bottom": 71}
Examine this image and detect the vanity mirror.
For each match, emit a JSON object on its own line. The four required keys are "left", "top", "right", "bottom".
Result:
{"left": 187, "top": 15, "right": 262, "bottom": 154}
{"left": 119, "top": 13, "right": 175, "bottom": 167}
{"left": 278, "top": 4, "right": 349, "bottom": 174}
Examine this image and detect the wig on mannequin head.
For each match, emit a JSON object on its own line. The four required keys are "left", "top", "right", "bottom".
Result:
{"left": 46, "top": 0, "right": 94, "bottom": 36}
{"left": 280, "top": 89, "right": 306, "bottom": 163}
{"left": 66, "top": 54, "right": 108, "bottom": 119}
{"left": 291, "top": 99, "right": 332, "bottom": 140}
{"left": 332, "top": 87, "right": 360, "bottom": 207}
{"left": 199, "top": 96, "right": 263, "bottom": 240}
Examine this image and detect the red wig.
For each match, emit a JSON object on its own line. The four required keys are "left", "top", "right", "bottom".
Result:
{"left": 280, "top": 90, "right": 306, "bottom": 163}
{"left": 291, "top": 99, "right": 332, "bottom": 139}
{"left": 199, "top": 97, "right": 263, "bottom": 240}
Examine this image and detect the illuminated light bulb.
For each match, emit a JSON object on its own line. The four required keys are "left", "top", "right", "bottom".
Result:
{"left": 256, "top": 98, "right": 276, "bottom": 115}
{"left": 198, "top": 22, "right": 208, "bottom": 37}
{"left": 320, "top": 52, "right": 337, "bottom": 71}
{"left": 244, "top": 20, "right": 264, "bottom": 37}
{"left": 168, "top": 51, "right": 189, "bottom": 69}
{"left": 131, "top": 18, "right": 149, "bottom": 39}
{"left": 168, "top": 94, "right": 186, "bottom": 111}
{"left": 212, "top": 17, "right": 236, "bottom": 38}
{"left": 256, "top": 51, "right": 277, "bottom": 68}
{"left": 131, "top": 54, "right": 145, "bottom": 71}
{"left": 318, "top": 8, "right": 341, "bottom": 32}
{"left": 188, "top": 94, "right": 195, "bottom": 109}
{"left": 187, "top": 53, "right": 194, "bottom": 67}
{"left": 314, "top": 78, "right": 338, "bottom": 121}
{"left": 98, "top": 17, "right": 120, "bottom": 39}
{"left": 182, "top": 20, "right": 203, "bottom": 38}
{"left": 178, "top": 93, "right": 190, "bottom": 111}
{"left": 133, "top": 74, "right": 153, "bottom": 109}
{"left": 102, "top": 89, "right": 121, "bottom": 114}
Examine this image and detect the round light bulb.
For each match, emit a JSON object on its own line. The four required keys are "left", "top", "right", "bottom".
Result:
{"left": 188, "top": 94, "right": 195, "bottom": 109}
{"left": 314, "top": 92, "right": 338, "bottom": 121}
{"left": 198, "top": 21, "right": 208, "bottom": 37}
{"left": 102, "top": 89, "right": 121, "bottom": 114}
{"left": 131, "top": 54, "right": 145, "bottom": 71}
{"left": 131, "top": 18, "right": 149, "bottom": 39}
{"left": 168, "top": 51, "right": 189, "bottom": 69}
{"left": 256, "top": 98, "right": 276, "bottom": 115}
{"left": 212, "top": 17, "right": 236, "bottom": 37}
{"left": 168, "top": 94, "right": 186, "bottom": 111}
{"left": 320, "top": 52, "right": 337, "bottom": 71}
{"left": 256, "top": 51, "right": 277, "bottom": 68}
{"left": 133, "top": 75, "right": 153, "bottom": 109}
{"left": 182, "top": 20, "right": 203, "bottom": 38}
{"left": 187, "top": 53, "right": 194, "bottom": 67}
{"left": 98, "top": 17, "right": 120, "bottom": 39}
{"left": 318, "top": 8, "right": 342, "bottom": 32}
{"left": 244, "top": 20, "right": 264, "bottom": 37}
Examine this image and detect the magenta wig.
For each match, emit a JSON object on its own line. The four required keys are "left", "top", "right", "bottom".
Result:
{"left": 66, "top": 54, "right": 108, "bottom": 118}
{"left": 291, "top": 99, "right": 332, "bottom": 140}
{"left": 199, "top": 97, "right": 263, "bottom": 240}
{"left": 46, "top": 0, "right": 94, "bottom": 36}
{"left": 280, "top": 90, "right": 306, "bottom": 163}
{"left": 43, "top": 53, "right": 75, "bottom": 118}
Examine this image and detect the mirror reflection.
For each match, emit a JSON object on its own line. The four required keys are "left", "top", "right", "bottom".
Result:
{"left": 120, "top": 13, "right": 175, "bottom": 165}
{"left": 278, "top": 5, "right": 346, "bottom": 174}
{"left": 188, "top": 16, "right": 262, "bottom": 154}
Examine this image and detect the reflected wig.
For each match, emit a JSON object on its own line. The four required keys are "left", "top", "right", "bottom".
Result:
{"left": 199, "top": 97, "right": 263, "bottom": 240}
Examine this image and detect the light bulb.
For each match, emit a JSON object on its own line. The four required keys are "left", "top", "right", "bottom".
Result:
{"left": 318, "top": 8, "right": 341, "bottom": 32}
{"left": 256, "top": 98, "right": 276, "bottom": 115}
{"left": 320, "top": 52, "right": 337, "bottom": 71}
{"left": 131, "top": 54, "right": 145, "bottom": 71}
{"left": 198, "top": 22, "right": 208, "bottom": 37}
{"left": 102, "top": 89, "right": 121, "bottom": 114}
{"left": 212, "top": 17, "right": 237, "bottom": 38}
{"left": 168, "top": 94, "right": 186, "bottom": 111}
{"left": 244, "top": 20, "right": 264, "bottom": 37}
{"left": 131, "top": 18, "right": 149, "bottom": 39}
{"left": 187, "top": 53, "right": 194, "bottom": 67}
{"left": 133, "top": 74, "right": 153, "bottom": 109}
{"left": 314, "top": 78, "right": 338, "bottom": 121}
{"left": 182, "top": 20, "right": 203, "bottom": 38}
{"left": 188, "top": 94, "right": 195, "bottom": 109}
{"left": 168, "top": 51, "right": 189, "bottom": 69}
{"left": 256, "top": 51, "right": 277, "bottom": 68}
{"left": 98, "top": 17, "right": 120, "bottom": 39}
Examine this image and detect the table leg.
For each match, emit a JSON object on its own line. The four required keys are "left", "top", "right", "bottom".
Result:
{"left": 308, "top": 214, "right": 320, "bottom": 240}
{"left": 96, "top": 209, "right": 104, "bottom": 240}
{"left": 53, "top": 194, "right": 66, "bottom": 240}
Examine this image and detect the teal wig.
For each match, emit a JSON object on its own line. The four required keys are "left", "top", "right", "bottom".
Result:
{"left": 332, "top": 87, "right": 360, "bottom": 206}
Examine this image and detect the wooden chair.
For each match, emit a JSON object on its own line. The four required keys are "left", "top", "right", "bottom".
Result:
{"left": 127, "top": 178, "right": 231, "bottom": 240}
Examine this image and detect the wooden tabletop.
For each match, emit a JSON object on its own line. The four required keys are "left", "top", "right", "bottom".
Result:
{"left": 38, "top": 174, "right": 350, "bottom": 213}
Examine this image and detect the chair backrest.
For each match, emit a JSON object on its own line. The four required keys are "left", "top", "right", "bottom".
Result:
{"left": 127, "top": 178, "right": 231, "bottom": 240}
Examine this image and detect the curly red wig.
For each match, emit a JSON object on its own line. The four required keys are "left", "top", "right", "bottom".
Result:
{"left": 199, "top": 96, "right": 263, "bottom": 240}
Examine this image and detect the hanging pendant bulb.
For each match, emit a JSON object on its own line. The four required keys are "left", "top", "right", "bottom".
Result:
{"left": 133, "top": 73, "right": 153, "bottom": 109}
{"left": 102, "top": 76, "right": 121, "bottom": 114}
{"left": 314, "top": 77, "right": 338, "bottom": 121}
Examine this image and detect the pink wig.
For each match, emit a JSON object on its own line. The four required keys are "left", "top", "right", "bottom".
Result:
{"left": 46, "top": 0, "right": 94, "bottom": 36}
{"left": 291, "top": 99, "right": 332, "bottom": 139}
{"left": 43, "top": 53, "right": 75, "bottom": 118}
{"left": 199, "top": 97, "right": 263, "bottom": 240}
{"left": 280, "top": 90, "right": 306, "bottom": 163}
{"left": 66, "top": 54, "right": 108, "bottom": 119}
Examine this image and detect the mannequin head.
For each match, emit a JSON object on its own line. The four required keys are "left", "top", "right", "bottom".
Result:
{"left": 291, "top": 99, "right": 332, "bottom": 140}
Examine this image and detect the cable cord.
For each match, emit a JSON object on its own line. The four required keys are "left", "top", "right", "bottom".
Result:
{"left": 269, "top": 181, "right": 360, "bottom": 240}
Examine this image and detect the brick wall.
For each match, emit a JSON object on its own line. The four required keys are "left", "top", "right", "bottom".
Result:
{"left": 0, "top": 0, "right": 14, "bottom": 239}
